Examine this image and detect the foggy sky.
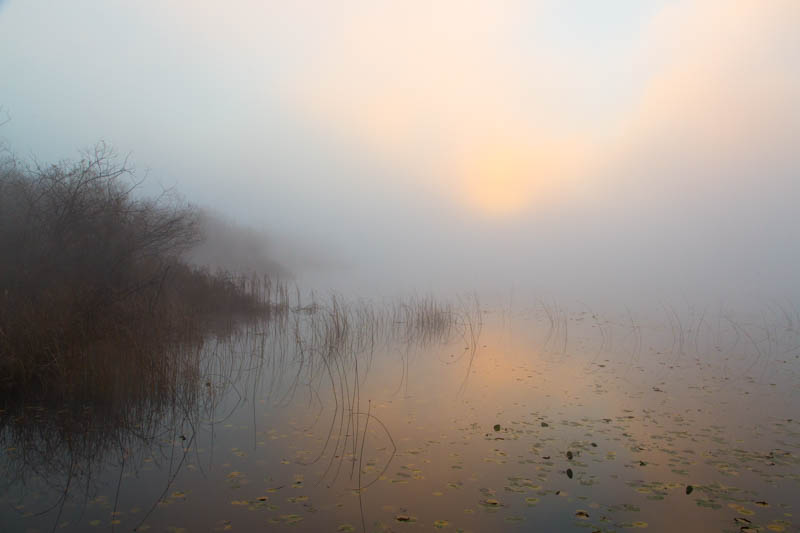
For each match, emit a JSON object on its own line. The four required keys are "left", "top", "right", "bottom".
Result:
{"left": 1, "top": 1, "right": 798, "bottom": 305}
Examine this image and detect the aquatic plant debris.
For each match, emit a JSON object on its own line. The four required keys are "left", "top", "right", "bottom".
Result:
{"left": 1, "top": 303, "right": 799, "bottom": 532}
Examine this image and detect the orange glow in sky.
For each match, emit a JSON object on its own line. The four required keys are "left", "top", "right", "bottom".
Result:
{"left": 2, "top": 0, "right": 797, "bottom": 223}
{"left": 457, "top": 143, "right": 545, "bottom": 216}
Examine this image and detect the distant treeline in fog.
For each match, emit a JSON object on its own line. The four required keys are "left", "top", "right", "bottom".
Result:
{"left": 0, "top": 143, "right": 282, "bottom": 392}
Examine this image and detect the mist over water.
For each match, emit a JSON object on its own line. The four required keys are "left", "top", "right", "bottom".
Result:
{"left": 1, "top": 2, "right": 800, "bottom": 532}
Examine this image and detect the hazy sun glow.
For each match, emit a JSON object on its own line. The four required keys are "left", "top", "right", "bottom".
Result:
{"left": 462, "top": 147, "right": 534, "bottom": 216}
{"left": 455, "top": 141, "right": 555, "bottom": 216}
{"left": 0, "top": 0, "right": 798, "bottom": 301}
{"left": 271, "top": 1, "right": 798, "bottom": 218}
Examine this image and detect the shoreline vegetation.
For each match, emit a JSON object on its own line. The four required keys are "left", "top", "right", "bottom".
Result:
{"left": 0, "top": 144, "right": 284, "bottom": 396}
{"left": 0, "top": 142, "right": 469, "bottom": 403}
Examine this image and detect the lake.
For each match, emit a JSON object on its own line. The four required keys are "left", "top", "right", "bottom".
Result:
{"left": 1, "top": 296, "right": 798, "bottom": 532}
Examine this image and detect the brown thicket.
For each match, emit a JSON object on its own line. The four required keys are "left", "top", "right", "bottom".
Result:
{"left": 0, "top": 144, "right": 268, "bottom": 393}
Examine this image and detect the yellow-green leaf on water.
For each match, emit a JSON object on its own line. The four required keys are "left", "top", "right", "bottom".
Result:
{"left": 728, "top": 503, "right": 755, "bottom": 515}
{"left": 338, "top": 525, "right": 355, "bottom": 532}
{"left": 433, "top": 520, "right": 450, "bottom": 528}
{"left": 280, "top": 514, "right": 303, "bottom": 525}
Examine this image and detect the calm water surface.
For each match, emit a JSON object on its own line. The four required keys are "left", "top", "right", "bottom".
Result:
{"left": 2, "top": 300, "right": 799, "bottom": 532}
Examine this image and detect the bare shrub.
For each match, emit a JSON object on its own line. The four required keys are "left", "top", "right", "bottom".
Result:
{"left": 0, "top": 144, "right": 268, "bottom": 391}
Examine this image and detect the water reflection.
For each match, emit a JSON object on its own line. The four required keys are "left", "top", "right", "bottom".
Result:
{"left": 1, "top": 297, "right": 799, "bottom": 532}
{"left": 0, "top": 294, "right": 468, "bottom": 532}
